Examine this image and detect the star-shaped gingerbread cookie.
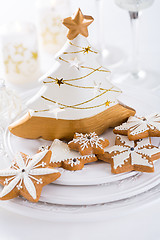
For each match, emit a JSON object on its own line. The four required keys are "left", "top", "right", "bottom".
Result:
{"left": 97, "top": 135, "right": 160, "bottom": 174}
{"left": 63, "top": 8, "right": 94, "bottom": 40}
{"left": 68, "top": 132, "right": 109, "bottom": 155}
{"left": 0, "top": 150, "right": 60, "bottom": 202}
{"left": 113, "top": 113, "right": 160, "bottom": 140}
{"left": 39, "top": 139, "right": 98, "bottom": 171}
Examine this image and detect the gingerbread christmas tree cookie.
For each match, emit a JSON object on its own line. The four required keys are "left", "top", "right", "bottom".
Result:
{"left": 39, "top": 139, "right": 98, "bottom": 171}
{"left": 113, "top": 113, "right": 160, "bottom": 141}
{"left": 9, "top": 8, "right": 135, "bottom": 141}
{"left": 0, "top": 150, "right": 60, "bottom": 202}
{"left": 97, "top": 135, "right": 160, "bottom": 174}
{"left": 68, "top": 132, "right": 109, "bottom": 155}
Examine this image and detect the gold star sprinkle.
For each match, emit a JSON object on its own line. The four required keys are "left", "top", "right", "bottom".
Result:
{"left": 83, "top": 46, "right": 91, "bottom": 54}
{"left": 105, "top": 101, "right": 111, "bottom": 107}
{"left": 63, "top": 8, "right": 94, "bottom": 40}
{"left": 56, "top": 78, "right": 64, "bottom": 87}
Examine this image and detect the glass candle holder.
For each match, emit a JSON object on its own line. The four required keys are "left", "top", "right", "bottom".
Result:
{"left": 36, "top": 0, "right": 70, "bottom": 54}
{"left": 0, "top": 22, "right": 40, "bottom": 85}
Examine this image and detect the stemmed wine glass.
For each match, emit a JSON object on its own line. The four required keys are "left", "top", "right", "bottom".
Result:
{"left": 95, "top": 0, "right": 125, "bottom": 68}
{"left": 114, "top": 0, "right": 159, "bottom": 89}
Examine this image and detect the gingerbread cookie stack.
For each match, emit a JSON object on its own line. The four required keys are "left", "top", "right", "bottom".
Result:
{"left": 98, "top": 113, "right": 160, "bottom": 174}
{"left": 0, "top": 115, "right": 160, "bottom": 202}
{"left": 38, "top": 133, "right": 109, "bottom": 171}
{"left": 39, "top": 138, "right": 98, "bottom": 171}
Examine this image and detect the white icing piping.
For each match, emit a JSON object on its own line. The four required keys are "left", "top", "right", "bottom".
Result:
{"left": 115, "top": 114, "right": 160, "bottom": 136}
{"left": 0, "top": 151, "right": 59, "bottom": 199}
{"left": 69, "top": 132, "right": 105, "bottom": 150}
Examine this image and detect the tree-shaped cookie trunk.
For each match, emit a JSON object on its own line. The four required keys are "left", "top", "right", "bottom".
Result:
{"left": 9, "top": 8, "right": 135, "bottom": 141}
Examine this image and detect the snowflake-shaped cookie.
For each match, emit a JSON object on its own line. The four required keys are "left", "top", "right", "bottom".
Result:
{"left": 0, "top": 150, "right": 60, "bottom": 202}
{"left": 68, "top": 132, "right": 109, "bottom": 155}
{"left": 39, "top": 139, "right": 98, "bottom": 171}
{"left": 97, "top": 135, "right": 160, "bottom": 174}
{"left": 113, "top": 113, "right": 160, "bottom": 140}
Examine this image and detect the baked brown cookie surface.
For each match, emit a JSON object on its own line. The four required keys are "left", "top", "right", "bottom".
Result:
{"left": 113, "top": 114, "right": 160, "bottom": 141}
{"left": 0, "top": 150, "right": 60, "bottom": 202}
{"left": 97, "top": 135, "right": 160, "bottom": 174}
{"left": 68, "top": 132, "right": 109, "bottom": 155}
{"left": 39, "top": 139, "right": 98, "bottom": 171}
{"left": 8, "top": 105, "right": 135, "bottom": 141}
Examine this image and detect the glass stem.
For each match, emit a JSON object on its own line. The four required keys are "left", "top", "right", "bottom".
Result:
{"left": 129, "top": 11, "right": 139, "bottom": 76}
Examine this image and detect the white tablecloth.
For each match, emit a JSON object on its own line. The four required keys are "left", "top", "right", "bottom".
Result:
{"left": 0, "top": 202, "right": 160, "bottom": 240}
{"left": 0, "top": 0, "right": 160, "bottom": 239}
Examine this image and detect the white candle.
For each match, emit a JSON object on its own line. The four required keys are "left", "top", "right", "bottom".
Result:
{"left": 36, "top": 0, "right": 70, "bottom": 54}
{"left": 1, "top": 22, "right": 40, "bottom": 85}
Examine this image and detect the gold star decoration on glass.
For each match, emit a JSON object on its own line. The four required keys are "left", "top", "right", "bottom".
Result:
{"left": 4, "top": 55, "right": 22, "bottom": 74}
{"left": 32, "top": 52, "right": 38, "bottom": 60}
{"left": 52, "top": 16, "right": 62, "bottom": 28}
{"left": 41, "top": 28, "right": 59, "bottom": 45}
{"left": 4, "top": 56, "right": 12, "bottom": 73}
{"left": 3, "top": 43, "right": 39, "bottom": 74}
{"left": 14, "top": 44, "right": 27, "bottom": 56}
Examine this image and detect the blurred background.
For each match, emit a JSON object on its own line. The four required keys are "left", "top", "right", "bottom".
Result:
{"left": 0, "top": 0, "right": 159, "bottom": 77}
{"left": 0, "top": 0, "right": 159, "bottom": 51}
{"left": 0, "top": 0, "right": 159, "bottom": 124}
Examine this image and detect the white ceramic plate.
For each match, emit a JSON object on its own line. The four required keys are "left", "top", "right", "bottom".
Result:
{"left": 0, "top": 86, "right": 160, "bottom": 220}
{"left": 0, "top": 183, "right": 160, "bottom": 222}
{"left": 1, "top": 87, "right": 160, "bottom": 206}
{"left": 38, "top": 159, "right": 160, "bottom": 205}
{"left": 4, "top": 85, "right": 160, "bottom": 187}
